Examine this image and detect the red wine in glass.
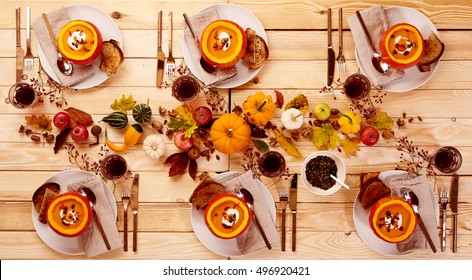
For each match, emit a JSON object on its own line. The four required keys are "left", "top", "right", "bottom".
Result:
{"left": 343, "top": 73, "right": 371, "bottom": 100}
{"left": 101, "top": 154, "right": 128, "bottom": 180}
{"left": 7, "top": 82, "right": 36, "bottom": 109}
{"left": 172, "top": 75, "right": 200, "bottom": 102}
{"left": 258, "top": 151, "right": 286, "bottom": 178}
{"left": 434, "top": 146, "right": 462, "bottom": 173}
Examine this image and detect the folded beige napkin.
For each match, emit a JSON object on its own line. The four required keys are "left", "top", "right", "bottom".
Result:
{"left": 32, "top": 8, "right": 97, "bottom": 86}
{"left": 68, "top": 175, "right": 122, "bottom": 257}
{"left": 387, "top": 174, "right": 440, "bottom": 253}
{"left": 220, "top": 171, "right": 279, "bottom": 254}
{"left": 347, "top": 5, "right": 405, "bottom": 86}
{"left": 183, "top": 7, "right": 238, "bottom": 87}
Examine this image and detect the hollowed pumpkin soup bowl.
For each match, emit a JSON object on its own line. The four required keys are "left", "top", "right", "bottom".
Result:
{"left": 369, "top": 196, "right": 417, "bottom": 243}
{"left": 204, "top": 193, "right": 251, "bottom": 239}
{"left": 58, "top": 20, "right": 103, "bottom": 65}
{"left": 46, "top": 191, "right": 92, "bottom": 238}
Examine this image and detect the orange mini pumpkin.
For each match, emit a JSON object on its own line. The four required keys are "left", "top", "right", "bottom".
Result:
{"left": 204, "top": 193, "right": 251, "bottom": 239}
{"left": 369, "top": 196, "right": 417, "bottom": 243}
{"left": 46, "top": 192, "right": 92, "bottom": 238}
{"left": 210, "top": 113, "right": 251, "bottom": 155}
{"left": 379, "top": 23, "right": 424, "bottom": 69}
{"left": 200, "top": 20, "right": 247, "bottom": 69}
{"left": 242, "top": 91, "right": 277, "bottom": 126}
{"left": 58, "top": 20, "right": 103, "bottom": 65}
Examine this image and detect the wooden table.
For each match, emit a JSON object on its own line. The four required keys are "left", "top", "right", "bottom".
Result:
{"left": 1, "top": 0, "right": 472, "bottom": 260}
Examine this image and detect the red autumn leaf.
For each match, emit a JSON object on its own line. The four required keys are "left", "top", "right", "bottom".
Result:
{"left": 188, "top": 159, "right": 197, "bottom": 180}
{"left": 65, "top": 107, "right": 93, "bottom": 126}
{"left": 164, "top": 152, "right": 187, "bottom": 165}
{"left": 168, "top": 153, "right": 189, "bottom": 177}
{"left": 53, "top": 128, "right": 71, "bottom": 154}
{"left": 274, "top": 90, "right": 284, "bottom": 109}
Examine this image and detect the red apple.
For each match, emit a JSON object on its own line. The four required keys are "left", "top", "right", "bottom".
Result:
{"left": 71, "top": 124, "right": 89, "bottom": 144}
{"left": 187, "top": 146, "right": 201, "bottom": 160}
{"left": 53, "top": 111, "right": 71, "bottom": 130}
{"left": 193, "top": 106, "right": 213, "bottom": 126}
{"left": 360, "top": 126, "right": 380, "bottom": 146}
{"left": 173, "top": 130, "right": 194, "bottom": 151}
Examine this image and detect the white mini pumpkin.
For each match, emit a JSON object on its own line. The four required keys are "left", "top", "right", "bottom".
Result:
{"left": 143, "top": 134, "right": 166, "bottom": 159}
{"left": 281, "top": 108, "right": 304, "bottom": 130}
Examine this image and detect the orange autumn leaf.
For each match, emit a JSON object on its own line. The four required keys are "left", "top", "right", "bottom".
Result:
{"left": 343, "top": 137, "right": 361, "bottom": 156}
{"left": 25, "top": 115, "right": 52, "bottom": 131}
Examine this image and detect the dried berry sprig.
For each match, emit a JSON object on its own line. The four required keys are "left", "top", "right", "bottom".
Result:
{"left": 241, "top": 147, "right": 262, "bottom": 180}
{"left": 162, "top": 62, "right": 191, "bottom": 88}
{"left": 30, "top": 63, "right": 69, "bottom": 108}
{"left": 348, "top": 86, "right": 387, "bottom": 120}
{"left": 396, "top": 136, "right": 436, "bottom": 180}
{"left": 204, "top": 87, "right": 228, "bottom": 113}
{"left": 319, "top": 78, "right": 344, "bottom": 100}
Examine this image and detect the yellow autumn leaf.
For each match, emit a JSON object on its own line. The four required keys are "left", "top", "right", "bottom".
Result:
{"left": 343, "top": 137, "right": 361, "bottom": 156}
{"left": 311, "top": 123, "right": 342, "bottom": 150}
{"left": 285, "top": 94, "right": 309, "bottom": 114}
{"left": 175, "top": 104, "right": 197, "bottom": 126}
{"left": 110, "top": 95, "right": 136, "bottom": 113}
{"left": 367, "top": 111, "right": 394, "bottom": 130}
{"left": 25, "top": 115, "right": 52, "bottom": 131}
{"left": 338, "top": 111, "right": 362, "bottom": 134}
{"left": 272, "top": 128, "right": 302, "bottom": 158}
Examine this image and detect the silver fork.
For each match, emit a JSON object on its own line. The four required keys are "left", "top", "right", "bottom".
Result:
{"left": 279, "top": 184, "right": 289, "bottom": 251}
{"left": 166, "top": 11, "right": 175, "bottom": 77}
{"left": 122, "top": 186, "right": 131, "bottom": 251}
{"left": 24, "top": 6, "right": 33, "bottom": 72}
{"left": 439, "top": 181, "right": 449, "bottom": 252}
{"left": 336, "top": 8, "right": 346, "bottom": 77}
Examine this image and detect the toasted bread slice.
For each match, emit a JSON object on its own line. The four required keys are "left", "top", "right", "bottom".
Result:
{"left": 37, "top": 188, "right": 58, "bottom": 224}
{"left": 243, "top": 28, "right": 269, "bottom": 69}
{"left": 189, "top": 177, "right": 227, "bottom": 210}
{"left": 100, "top": 39, "right": 124, "bottom": 76}
{"left": 419, "top": 32, "right": 445, "bottom": 66}
{"left": 359, "top": 179, "right": 391, "bottom": 209}
{"left": 32, "top": 182, "right": 60, "bottom": 212}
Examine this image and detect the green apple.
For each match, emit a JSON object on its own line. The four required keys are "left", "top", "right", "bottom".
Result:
{"left": 313, "top": 103, "right": 331, "bottom": 121}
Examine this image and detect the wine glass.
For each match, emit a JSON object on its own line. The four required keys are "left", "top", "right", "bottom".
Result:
{"left": 100, "top": 154, "right": 129, "bottom": 182}
{"left": 433, "top": 146, "right": 462, "bottom": 173}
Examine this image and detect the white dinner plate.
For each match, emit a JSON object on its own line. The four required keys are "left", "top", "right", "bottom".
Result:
{"left": 38, "top": 4, "right": 123, "bottom": 89}
{"left": 182, "top": 3, "right": 267, "bottom": 89}
{"left": 190, "top": 172, "right": 276, "bottom": 257}
{"left": 355, "top": 6, "right": 440, "bottom": 92}
{"left": 353, "top": 170, "right": 439, "bottom": 256}
{"left": 32, "top": 169, "right": 117, "bottom": 255}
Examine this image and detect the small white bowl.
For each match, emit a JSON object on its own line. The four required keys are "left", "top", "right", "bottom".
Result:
{"left": 301, "top": 151, "right": 346, "bottom": 195}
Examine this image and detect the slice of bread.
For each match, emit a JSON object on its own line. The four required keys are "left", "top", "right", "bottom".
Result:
{"left": 32, "top": 182, "right": 60, "bottom": 212}
{"left": 37, "top": 188, "right": 58, "bottom": 224}
{"left": 189, "top": 177, "right": 227, "bottom": 210}
{"left": 358, "top": 172, "right": 391, "bottom": 209}
{"left": 418, "top": 32, "right": 445, "bottom": 72}
{"left": 100, "top": 39, "right": 124, "bottom": 76}
{"left": 243, "top": 28, "right": 269, "bottom": 69}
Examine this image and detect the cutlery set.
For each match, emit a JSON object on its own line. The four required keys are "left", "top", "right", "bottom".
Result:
{"left": 437, "top": 175, "right": 459, "bottom": 253}
{"left": 15, "top": 6, "right": 34, "bottom": 82}
{"left": 122, "top": 174, "right": 140, "bottom": 252}
{"left": 156, "top": 10, "right": 175, "bottom": 87}
{"left": 279, "top": 174, "right": 298, "bottom": 252}
{"left": 327, "top": 8, "right": 345, "bottom": 86}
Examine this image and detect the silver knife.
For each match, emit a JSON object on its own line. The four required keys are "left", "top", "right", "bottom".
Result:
{"left": 289, "top": 173, "right": 298, "bottom": 251}
{"left": 327, "top": 8, "right": 335, "bottom": 86}
{"left": 16, "top": 6, "right": 24, "bottom": 82}
{"left": 130, "top": 174, "right": 140, "bottom": 252}
{"left": 156, "top": 10, "right": 165, "bottom": 87}
{"left": 450, "top": 174, "right": 459, "bottom": 253}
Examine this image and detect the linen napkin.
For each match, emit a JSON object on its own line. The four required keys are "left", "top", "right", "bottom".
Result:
{"left": 183, "top": 7, "right": 238, "bottom": 87}
{"left": 68, "top": 175, "right": 122, "bottom": 257}
{"left": 347, "top": 5, "right": 405, "bottom": 86}
{"left": 220, "top": 171, "right": 279, "bottom": 255}
{"left": 32, "top": 8, "right": 97, "bottom": 86}
{"left": 387, "top": 174, "right": 440, "bottom": 253}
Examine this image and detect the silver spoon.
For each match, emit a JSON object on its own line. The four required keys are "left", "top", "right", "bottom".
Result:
{"left": 183, "top": 13, "right": 216, "bottom": 74}
{"left": 42, "top": 13, "right": 73, "bottom": 76}
{"left": 237, "top": 188, "right": 272, "bottom": 249}
{"left": 79, "top": 187, "right": 111, "bottom": 250}
{"left": 355, "top": 11, "right": 389, "bottom": 74}
{"left": 401, "top": 188, "right": 437, "bottom": 253}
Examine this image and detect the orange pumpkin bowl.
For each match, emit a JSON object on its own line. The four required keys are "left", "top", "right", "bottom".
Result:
{"left": 199, "top": 20, "right": 247, "bottom": 69}
{"left": 58, "top": 20, "right": 103, "bottom": 65}
{"left": 204, "top": 193, "right": 251, "bottom": 239}
{"left": 369, "top": 196, "right": 417, "bottom": 243}
{"left": 379, "top": 23, "right": 424, "bottom": 70}
{"left": 46, "top": 192, "right": 92, "bottom": 238}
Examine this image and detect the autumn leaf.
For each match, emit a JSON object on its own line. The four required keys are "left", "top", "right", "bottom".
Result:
{"left": 25, "top": 115, "right": 52, "bottom": 131}
{"left": 65, "top": 107, "right": 93, "bottom": 126}
{"left": 368, "top": 111, "right": 394, "bottom": 130}
{"left": 252, "top": 139, "right": 269, "bottom": 152}
{"left": 311, "top": 123, "right": 342, "bottom": 150}
{"left": 285, "top": 94, "right": 309, "bottom": 114}
{"left": 343, "top": 136, "right": 361, "bottom": 156}
{"left": 272, "top": 128, "right": 302, "bottom": 157}
{"left": 338, "top": 111, "right": 361, "bottom": 134}
{"left": 110, "top": 95, "right": 136, "bottom": 113}
{"left": 175, "top": 104, "right": 197, "bottom": 126}
{"left": 168, "top": 104, "right": 198, "bottom": 138}
{"left": 274, "top": 90, "right": 284, "bottom": 108}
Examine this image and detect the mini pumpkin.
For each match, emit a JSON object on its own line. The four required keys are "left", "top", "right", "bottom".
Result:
{"left": 143, "top": 134, "right": 166, "bottom": 159}
{"left": 210, "top": 113, "right": 251, "bottom": 155}
{"left": 281, "top": 108, "right": 303, "bottom": 130}
{"left": 133, "top": 99, "right": 152, "bottom": 123}
{"left": 242, "top": 91, "right": 277, "bottom": 126}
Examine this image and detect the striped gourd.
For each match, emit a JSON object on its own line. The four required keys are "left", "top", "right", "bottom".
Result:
{"left": 100, "top": 111, "right": 128, "bottom": 128}
{"left": 133, "top": 99, "right": 152, "bottom": 123}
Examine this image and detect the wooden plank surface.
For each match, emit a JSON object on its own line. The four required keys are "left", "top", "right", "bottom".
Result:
{"left": 1, "top": 0, "right": 472, "bottom": 262}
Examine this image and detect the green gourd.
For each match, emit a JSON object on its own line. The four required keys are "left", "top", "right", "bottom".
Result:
{"left": 133, "top": 99, "right": 152, "bottom": 123}
{"left": 100, "top": 111, "right": 128, "bottom": 128}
